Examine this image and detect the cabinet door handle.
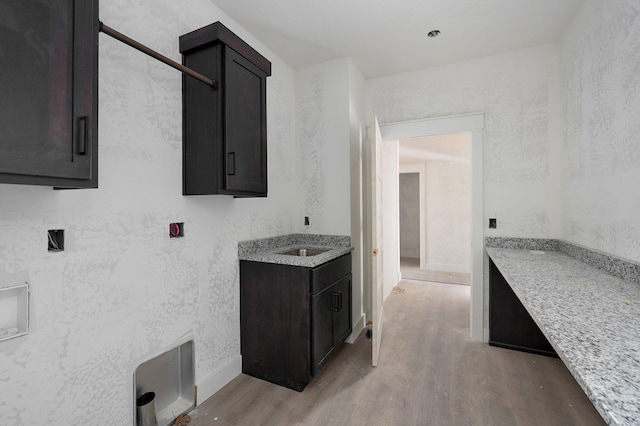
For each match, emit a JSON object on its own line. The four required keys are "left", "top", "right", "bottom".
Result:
{"left": 333, "top": 292, "right": 340, "bottom": 312}
{"left": 338, "top": 291, "right": 343, "bottom": 310}
{"left": 227, "top": 152, "right": 235, "bottom": 175}
{"left": 77, "top": 116, "right": 88, "bottom": 155}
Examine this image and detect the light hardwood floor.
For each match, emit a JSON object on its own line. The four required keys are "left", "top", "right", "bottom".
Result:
{"left": 188, "top": 280, "right": 604, "bottom": 426}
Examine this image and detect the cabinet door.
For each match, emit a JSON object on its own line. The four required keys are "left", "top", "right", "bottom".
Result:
{"left": 0, "top": 0, "right": 97, "bottom": 187}
{"left": 223, "top": 46, "right": 267, "bottom": 195}
{"left": 332, "top": 274, "right": 352, "bottom": 345}
{"left": 311, "top": 286, "right": 335, "bottom": 375}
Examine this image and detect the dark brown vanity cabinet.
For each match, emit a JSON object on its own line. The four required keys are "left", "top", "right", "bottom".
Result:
{"left": 180, "top": 22, "right": 271, "bottom": 197}
{"left": 240, "top": 253, "right": 352, "bottom": 391}
{"left": 310, "top": 258, "right": 352, "bottom": 376}
{"left": 0, "top": 0, "right": 99, "bottom": 188}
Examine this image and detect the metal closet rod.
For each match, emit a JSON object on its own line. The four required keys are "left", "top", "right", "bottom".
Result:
{"left": 99, "top": 22, "right": 218, "bottom": 89}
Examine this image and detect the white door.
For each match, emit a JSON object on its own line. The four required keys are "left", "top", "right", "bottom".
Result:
{"left": 371, "top": 116, "right": 384, "bottom": 367}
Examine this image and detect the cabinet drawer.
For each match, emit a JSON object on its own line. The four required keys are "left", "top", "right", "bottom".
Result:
{"left": 311, "top": 253, "right": 351, "bottom": 294}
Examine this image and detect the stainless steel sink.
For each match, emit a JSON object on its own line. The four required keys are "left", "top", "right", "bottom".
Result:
{"left": 279, "top": 248, "right": 330, "bottom": 257}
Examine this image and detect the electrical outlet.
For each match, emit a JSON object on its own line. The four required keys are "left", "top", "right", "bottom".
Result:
{"left": 489, "top": 218, "right": 497, "bottom": 229}
{"left": 304, "top": 216, "right": 310, "bottom": 226}
{"left": 48, "top": 229, "right": 64, "bottom": 252}
{"left": 169, "top": 222, "right": 184, "bottom": 238}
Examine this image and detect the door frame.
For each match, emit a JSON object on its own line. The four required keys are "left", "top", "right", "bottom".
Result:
{"left": 380, "top": 112, "right": 485, "bottom": 342}
{"left": 398, "top": 164, "right": 427, "bottom": 270}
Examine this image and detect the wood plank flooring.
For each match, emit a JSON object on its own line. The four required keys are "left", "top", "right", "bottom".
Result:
{"left": 188, "top": 280, "right": 604, "bottom": 426}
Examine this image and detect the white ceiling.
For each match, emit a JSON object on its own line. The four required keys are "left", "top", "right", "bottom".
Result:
{"left": 212, "top": 0, "right": 584, "bottom": 78}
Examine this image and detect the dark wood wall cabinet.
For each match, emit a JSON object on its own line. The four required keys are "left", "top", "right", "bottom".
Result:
{"left": 0, "top": 0, "right": 99, "bottom": 188}
{"left": 180, "top": 22, "right": 271, "bottom": 197}
{"left": 489, "top": 259, "right": 557, "bottom": 357}
{"left": 240, "top": 254, "right": 352, "bottom": 391}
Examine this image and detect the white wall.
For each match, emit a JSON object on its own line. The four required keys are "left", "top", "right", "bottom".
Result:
{"left": 381, "top": 141, "right": 400, "bottom": 300}
{"left": 0, "top": 1, "right": 297, "bottom": 424}
{"left": 295, "top": 58, "right": 351, "bottom": 235}
{"left": 295, "top": 57, "right": 366, "bottom": 339}
{"left": 368, "top": 44, "right": 564, "bottom": 239}
{"left": 425, "top": 160, "right": 471, "bottom": 273}
{"left": 561, "top": 1, "right": 640, "bottom": 262}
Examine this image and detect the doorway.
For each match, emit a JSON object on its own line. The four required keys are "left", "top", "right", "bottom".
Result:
{"left": 398, "top": 133, "right": 471, "bottom": 286}
{"left": 378, "top": 113, "right": 484, "bottom": 342}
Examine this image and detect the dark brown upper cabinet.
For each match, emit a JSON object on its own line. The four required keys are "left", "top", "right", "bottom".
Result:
{"left": 0, "top": 0, "right": 99, "bottom": 188}
{"left": 180, "top": 22, "right": 271, "bottom": 197}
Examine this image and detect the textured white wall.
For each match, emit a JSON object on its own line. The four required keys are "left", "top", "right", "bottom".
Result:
{"left": 295, "top": 58, "right": 351, "bottom": 235}
{"left": 561, "top": 1, "right": 640, "bottom": 262}
{"left": 367, "top": 44, "right": 564, "bottom": 240}
{"left": 425, "top": 161, "right": 471, "bottom": 273}
{"left": 0, "top": 1, "right": 296, "bottom": 424}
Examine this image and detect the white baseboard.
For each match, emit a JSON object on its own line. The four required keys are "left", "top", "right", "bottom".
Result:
{"left": 400, "top": 249, "right": 419, "bottom": 258}
{"left": 425, "top": 262, "right": 470, "bottom": 274}
{"left": 196, "top": 355, "right": 242, "bottom": 405}
{"left": 392, "top": 272, "right": 401, "bottom": 287}
{"left": 346, "top": 314, "right": 366, "bottom": 343}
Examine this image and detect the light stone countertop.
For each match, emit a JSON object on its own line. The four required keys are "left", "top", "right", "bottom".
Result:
{"left": 486, "top": 247, "right": 640, "bottom": 426}
{"left": 238, "top": 233, "right": 353, "bottom": 268}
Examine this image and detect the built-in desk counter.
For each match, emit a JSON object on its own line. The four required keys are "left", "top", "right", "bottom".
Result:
{"left": 486, "top": 245, "right": 640, "bottom": 426}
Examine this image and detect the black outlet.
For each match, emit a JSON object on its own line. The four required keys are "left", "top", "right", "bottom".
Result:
{"left": 48, "top": 229, "right": 64, "bottom": 252}
{"left": 489, "top": 218, "right": 497, "bottom": 229}
{"left": 304, "top": 216, "right": 310, "bottom": 226}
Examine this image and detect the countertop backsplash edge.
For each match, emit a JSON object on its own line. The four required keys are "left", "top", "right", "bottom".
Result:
{"left": 238, "top": 234, "right": 351, "bottom": 256}
{"left": 485, "top": 237, "right": 640, "bottom": 286}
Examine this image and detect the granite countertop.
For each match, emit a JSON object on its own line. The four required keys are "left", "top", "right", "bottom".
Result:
{"left": 238, "top": 233, "right": 353, "bottom": 268}
{"left": 486, "top": 247, "right": 640, "bottom": 426}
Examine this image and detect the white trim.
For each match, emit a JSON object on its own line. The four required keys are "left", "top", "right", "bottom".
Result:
{"left": 346, "top": 313, "right": 366, "bottom": 344}
{"left": 195, "top": 356, "right": 242, "bottom": 405}
{"left": 399, "top": 163, "right": 427, "bottom": 269}
{"left": 381, "top": 113, "right": 485, "bottom": 140}
{"left": 383, "top": 271, "right": 402, "bottom": 303}
{"left": 470, "top": 127, "right": 484, "bottom": 342}
{"left": 380, "top": 112, "right": 485, "bottom": 342}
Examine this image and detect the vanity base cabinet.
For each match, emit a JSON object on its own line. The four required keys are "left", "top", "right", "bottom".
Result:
{"left": 240, "top": 261, "right": 311, "bottom": 391}
{"left": 240, "top": 253, "right": 352, "bottom": 391}
{"left": 311, "top": 274, "right": 351, "bottom": 375}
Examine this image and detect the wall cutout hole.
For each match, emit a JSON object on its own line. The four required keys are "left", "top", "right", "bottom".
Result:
{"left": 169, "top": 222, "right": 184, "bottom": 238}
{"left": 48, "top": 229, "right": 65, "bottom": 252}
{"left": 489, "top": 218, "right": 497, "bottom": 229}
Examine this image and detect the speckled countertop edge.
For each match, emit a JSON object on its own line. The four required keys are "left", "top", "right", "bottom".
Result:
{"left": 486, "top": 247, "right": 640, "bottom": 426}
{"left": 238, "top": 234, "right": 352, "bottom": 268}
